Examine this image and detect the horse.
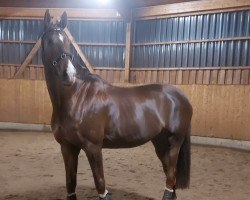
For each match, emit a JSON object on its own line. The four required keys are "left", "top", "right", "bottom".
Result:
{"left": 41, "top": 10, "right": 192, "bottom": 200}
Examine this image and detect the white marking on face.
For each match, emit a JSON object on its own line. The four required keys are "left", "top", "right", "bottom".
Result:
{"left": 67, "top": 60, "right": 76, "bottom": 83}
{"left": 67, "top": 60, "right": 76, "bottom": 76}
{"left": 59, "top": 33, "right": 64, "bottom": 43}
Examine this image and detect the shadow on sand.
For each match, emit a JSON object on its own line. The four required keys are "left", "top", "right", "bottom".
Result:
{"left": 3, "top": 185, "right": 156, "bottom": 200}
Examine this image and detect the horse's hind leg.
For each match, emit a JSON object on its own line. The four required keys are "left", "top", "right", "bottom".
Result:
{"left": 61, "top": 142, "right": 80, "bottom": 200}
{"left": 152, "top": 131, "right": 183, "bottom": 200}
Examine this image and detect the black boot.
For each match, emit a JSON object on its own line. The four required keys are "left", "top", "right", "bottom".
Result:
{"left": 162, "top": 189, "right": 177, "bottom": 200}
{"left": 67, "top": 193, "right": 77, "bottom": 200}
{"left": 99, "top": 193, "right": 112, "bottom": 200}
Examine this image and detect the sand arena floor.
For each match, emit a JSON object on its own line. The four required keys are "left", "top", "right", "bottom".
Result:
{"left": 0, "top": 131, "right": 250, "bottom": 200}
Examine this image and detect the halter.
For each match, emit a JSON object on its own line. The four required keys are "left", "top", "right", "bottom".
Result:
{"left": 42, "top": 28, "right": 74, "bottom": 67}
{"left": 52, "top": 52, "right": 74, "bottom": 66}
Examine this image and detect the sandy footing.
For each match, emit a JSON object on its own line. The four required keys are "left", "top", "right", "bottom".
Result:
{"left": 0, "top": 131, "right": 250, "bottom": 200}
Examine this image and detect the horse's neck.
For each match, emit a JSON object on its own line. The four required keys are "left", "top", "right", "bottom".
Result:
{"left": 45, "top": 75, "right": 72, "bottom": 111}
{"left": 47, "top": 76, "right": 92, "bottom": 111}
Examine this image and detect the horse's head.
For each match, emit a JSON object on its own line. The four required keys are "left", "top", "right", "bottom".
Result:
{"left": 42, "top": 10, "right": 76, "bottom": 86}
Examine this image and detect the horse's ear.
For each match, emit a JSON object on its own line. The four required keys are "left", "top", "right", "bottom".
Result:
{"left": 44, "top": 9, "right": 51, "bottom": 31}
{"left": 60, "top": 11, "right": 67, "bottom": 29}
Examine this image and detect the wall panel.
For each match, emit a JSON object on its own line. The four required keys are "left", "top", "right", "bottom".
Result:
{"left": 178, "top": 85, "right": 250, "bottom": 141}
{"left": 0, "top": 79, "right": 249, "bottom": 140}
{"left": 129, "top": 68, "right": 250, "bottom": 85}
{"left": 0, "top": 79, "right": 51, "bottom": 124}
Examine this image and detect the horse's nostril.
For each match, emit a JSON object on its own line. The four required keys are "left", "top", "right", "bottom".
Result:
{"left": 63, "top": 70, "right": 68, "bottom": 78}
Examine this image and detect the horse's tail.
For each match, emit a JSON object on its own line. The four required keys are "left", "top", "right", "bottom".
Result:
{"left": 175, "top": 126, "right": 191, "bottom": 189}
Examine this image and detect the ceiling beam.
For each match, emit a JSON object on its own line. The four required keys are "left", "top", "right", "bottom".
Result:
{"left": 134, "top": 0, "right": 250, "bottom": 19}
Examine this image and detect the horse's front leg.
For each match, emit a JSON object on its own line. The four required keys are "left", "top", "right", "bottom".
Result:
{"left": 84, "top": 144, "right": 112, "bottom": 200}
{"left": 61, "top": 142, "right": 80, "bottom": 200}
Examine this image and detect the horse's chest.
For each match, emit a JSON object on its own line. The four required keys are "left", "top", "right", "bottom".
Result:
{"left": 53, "top": 123, "right": 84, "bottom": 147}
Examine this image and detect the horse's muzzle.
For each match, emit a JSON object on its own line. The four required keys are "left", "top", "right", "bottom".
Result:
{"left": 62, "top": 70, "right": 76, "bottom": 86}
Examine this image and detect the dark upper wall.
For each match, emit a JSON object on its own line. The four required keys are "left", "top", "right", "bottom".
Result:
{"left": 132, "top": 10, "right": 250, "bottom": 68}
{"left": 0, "top": 9, "right": 249, "bottom": 69}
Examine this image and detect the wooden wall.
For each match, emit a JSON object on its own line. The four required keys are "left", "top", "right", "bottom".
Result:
{"left": 0, "top": 79, "right": 51, "bottom": 124}
{"left": 1, "top": 65, "right": 250, "bottom": 85}
{"left": 130, "top": 68, "right": 250, "bottom": 85}
{"left": 0, "top": 0, "right": 250, "bottom": 140}
{"left": 0, "top": 79, "right": 249, "bottom": 141}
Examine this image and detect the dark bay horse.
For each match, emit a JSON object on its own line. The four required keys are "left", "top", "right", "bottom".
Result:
{"left": 41, "top": 10, "right": 192, "bottom": 200}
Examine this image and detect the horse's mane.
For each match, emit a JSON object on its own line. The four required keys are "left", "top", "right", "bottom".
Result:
{"left": 73, "top": 58, "right": 109, "bottom": 85}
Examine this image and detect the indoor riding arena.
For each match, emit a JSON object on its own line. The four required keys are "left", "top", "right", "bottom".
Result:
{"left": 0, "top": 0, "right": 250, "bottom": 200}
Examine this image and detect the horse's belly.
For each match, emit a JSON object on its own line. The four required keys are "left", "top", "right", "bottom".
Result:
{"left": 103, "top": 122, "right": 162, "bottom": 148}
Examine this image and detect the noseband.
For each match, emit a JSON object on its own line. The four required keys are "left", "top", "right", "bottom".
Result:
{"left": 52, "top": 52, "right": 74, "bottom": 66}
{"left": 42, "top": 28, "right": 74, "bottom": 67}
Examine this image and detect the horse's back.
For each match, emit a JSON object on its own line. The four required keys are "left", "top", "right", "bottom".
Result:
{"left": 105, "top": 83, "right": 192, "bottom": 138}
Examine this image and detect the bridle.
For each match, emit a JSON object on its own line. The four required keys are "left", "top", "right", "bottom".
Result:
{"left": 42, "top": 28, "right": 74, "bottom": 67}
{"left": 52, "top": 52, "right": 74, "bottom": 66}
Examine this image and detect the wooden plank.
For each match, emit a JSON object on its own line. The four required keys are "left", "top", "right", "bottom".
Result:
{"left": 0, "top": 7, "right": 121, "bottom": 19}
{"left": 129, "top": 71, "right": 135, "bottom": 83}
{"left": 132, "top": 36, "right": 250, "bottom": 47}
{"left": 176, "top": 70, "right": 183, "bottom": 85}
{"left": 124, "top": 23, "right": 132, "bottom": 83}
{"left": 10, "top": 66, "right": 17, "bottom": 78}
{"left": 232, "top": 69, "right": 241, "bottom": 85}
{"left": 182, "top": 70, "right": 190, "bottom": 84}
{"left": 169, "top": 70, "right": 177, "bottom": 84}
{"left": 37, "top": 68, "right": 44, "bottom": 80}
{"left": 64, "top": 28, "right": 94, "bottom": 73}
{"left": 129, "top": 66, "right": 250, "bottom": 71}
{"left": 203, "top": 70, "right": 211, "bottom": 84}
{"left": 145, "top": 71, "right": 152, "bottom": 83}
{"left": 225, "top": 70, "right": 233, "bottom": 84}
{"left": 139, "top": 70, "right": 146, "bottom": 83}
{"left": 163, "top": 70, "right": 170, "bottom": 83}
{"left": 158, "top": 70, "right": 164, "bottom": 83}
{"left": 134, "top": 0, "right": 250, "bottom": 19}
{"left": 3, "top": 66, "right": 11, "bottom": 79}
{"left": 101, "top": 70, "right": 107, "bottom": 81}
{"left": 1, "top": 40, "right": 36, "bottom": 44}
{"left": 218, "top": 69, "right": 226, "bottom": 85}
{"left": 189, "top": 70, "right": 196, "bottom": 84}
{"left": 29, "top": 66, "right": 36, "bottom": 80}
{"left": 196, "top": 70, "right": 203, "bottom": 84}
{"left": 241, "top": 69, "right": 249, "bottom": 85}
{"left": 107, "top": 70, "right": 114, "bottom": 83}
{"left": 113, "top": 70, "right": 120, "bottom": 83}
{"left": 120, "top": 69, "right": 125, "bottom": 83}
{"left": 136, "top": 71, "right": 141, "bottom": 83}
{"left": 151, "top": 70, "right": 158, "bottom": 82}
{"left": 14, "top": 38, "right": 41, "bottom": 78}
{"left": 0, "top": 66, "right": 3, "bottom": 78}
{"left": 23, "top": 68, "right": 30, "bottom": 80}
{"left": 210, "top": 70, "right": 218, "bottom": 85}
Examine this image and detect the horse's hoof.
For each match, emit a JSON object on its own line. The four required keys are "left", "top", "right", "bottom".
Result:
{"left": 67, "top": 193, "right": 77, "bottom": 200}
{"left": 162, "top": 190, "right": 177, "bottom": 200}
{"left": 99, "top": 193, "right": 112, "bottom": 200}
